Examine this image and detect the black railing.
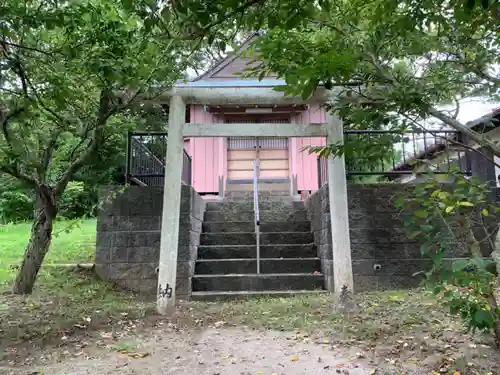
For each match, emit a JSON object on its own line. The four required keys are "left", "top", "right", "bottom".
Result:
{"left": 126, "top": 132, "right": 192, "bottom": 186}
{"left": 317, "top": 129, "right": 473, "bottom": 187}
{"left": 125, "top": 129, "right": 474, "bottom": 189}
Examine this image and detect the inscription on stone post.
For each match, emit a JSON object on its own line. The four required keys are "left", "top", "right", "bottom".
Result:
{"left": 158, "top": 284, "right": 173, "bottom": 299}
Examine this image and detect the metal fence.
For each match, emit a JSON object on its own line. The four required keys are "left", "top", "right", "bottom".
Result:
{"left": 126, "top": 129, "right": 475, "bottom": 189}
{"left": 318, "top": 129, "right": 472, "bottom": 187}
{"left": 126, "top": 132, "right": 192, "bottom": 186}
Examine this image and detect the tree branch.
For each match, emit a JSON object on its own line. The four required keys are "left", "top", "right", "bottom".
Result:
{"left": 401, "top": 113, "right": 500, "bottom": 169}
{"left": 452, "top": 97, "right": 460, "bottom": 120}
{"left": 54, "top": 89, "right": 115, "bottom": 197}
{"left": 442, "top": 50, "right": 500, "bottom": 86}
{"left": 0, "top": 40, "right": 53, "bottom": 56}
{"left": 0, "top": 107, "right": 24, "bottom": 146}
{"left": 362, "top": 52, "right": 500, "bottom": 158}
{"left": 427, "top": 107, "right": 500, "bottom": 158}
{"left": 0, "top": 165, "right": 36, "bottom": 187}
{"left": 39, "top": 129, "right": 63, "bottom": 183}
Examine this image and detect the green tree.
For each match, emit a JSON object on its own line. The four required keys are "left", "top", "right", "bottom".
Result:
{"left": 0, "top": 0, "right": 212, "bottom": 294}
{"left": 171, "top": 0, "right": 499, "bottom": 184}
{"left": 395, "top": 170, "right": 500, "bottom": 345}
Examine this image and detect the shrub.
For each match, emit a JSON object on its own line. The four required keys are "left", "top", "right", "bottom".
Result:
{"left": 0, "top": 190, "right": 34, "bottom": 223}
{"left": 58, "top": 181, "right": 96, "bottom": 219}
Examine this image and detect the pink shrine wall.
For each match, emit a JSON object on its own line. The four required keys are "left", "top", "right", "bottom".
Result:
{"left": 187, "top": 105, "right": 226, "bottom": 194}
{"left": 185, "top": 103, "right": 327, "bottom": 194}
{"left": 291, "top": 104, "right": 327, "bottom": 192}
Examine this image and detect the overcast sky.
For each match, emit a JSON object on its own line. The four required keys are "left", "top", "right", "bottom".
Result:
{"left": 444, "top": 97, "right": 499, "bottom": 125}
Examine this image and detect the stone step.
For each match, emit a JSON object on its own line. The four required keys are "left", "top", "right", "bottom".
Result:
{"left": 202, "top": 221, "right": 310, "bottom": 233}
{"left": 197, "top": 244, "right": 317, "bottom": 259}
{"left": 200, "top": 232, "right": 314, "bottom": 246}
{"left": 192, "top": 273, "right": 324, "bottom": 292}
{"left": 204, "top": 209, "right": 308, "bottom": 222}
{"left": 205, "top": 200, "right": 305, "bottom": 212}
{"left": 226, "top": 179, "right": 291, "bottom": 193}
{"left": 223, "top": 194, "right": 296, "bottom": 202}
{"left": 224, "top": 191, "right": 292, "bottom": 199}
{"left": 195, "top": 258, "right": 321, "bottom": 275}
{"left": 191, "top": 289, "right": 328, "bottom": 301}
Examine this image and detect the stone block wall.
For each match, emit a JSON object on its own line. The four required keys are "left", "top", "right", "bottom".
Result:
{"left": 95, "top": 185, "right": 205, "bottom": 299}
{"left": 305, "top": 184, "right": 499, "bottom": 293}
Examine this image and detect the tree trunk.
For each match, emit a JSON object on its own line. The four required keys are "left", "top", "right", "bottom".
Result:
{"left": 489, "top": 227, "right": 500, "bottom": 347}
{"left": 12, "top": 188, "right": 57, "bottom": 294}
{"left": 492, "top": 228, "right": 500, "bottom": 278}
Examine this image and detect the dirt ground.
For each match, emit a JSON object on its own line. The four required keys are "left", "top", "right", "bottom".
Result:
{"left": 2, "top": 284, "right": 500, "bottom": 375}
{"left": 2, "top": 325, "right": 407, "bottom": 375}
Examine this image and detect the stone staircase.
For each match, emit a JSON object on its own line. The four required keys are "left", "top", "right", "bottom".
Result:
{"left": 191, "top": 192, "right": 325, "bottom": 300}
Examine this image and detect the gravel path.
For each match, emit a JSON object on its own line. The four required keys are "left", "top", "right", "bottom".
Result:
{"left": 5, "top": 328, "right": 375, "bottom": 375}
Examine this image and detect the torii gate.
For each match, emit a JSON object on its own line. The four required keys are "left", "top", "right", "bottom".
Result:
{"left": 156, "top": 83, "right": 353, "bottom": 315}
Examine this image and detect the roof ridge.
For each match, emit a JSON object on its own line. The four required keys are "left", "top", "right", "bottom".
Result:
{"left": 191, "top": 31, "right": 261, "bottom": 82}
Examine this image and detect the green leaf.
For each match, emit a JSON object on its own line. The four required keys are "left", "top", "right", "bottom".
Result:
{"left": 414, "top": 210, "right": 428, "bottom": 217}
{"left": 419, "top": 243, "right": 429, "bottom": 255}
{"left": 431, "top": 189, "right": 442, "bottom": 198}
{"left": 445, "top": 206, "right": 455, "bottom": 214}
{"left": 207, "top": 33, "right": 215, "bottom": 45}
{"left": 217, "top": 41, "right": 226, "bottom": 53}
{"left": 457, "top": 201, "right": 474, "bottom": 207}
{"left": 474, "top": 309, "right": 495, "bottom": 328}
{"left": 420, "top": 224, "right": 434, "bottom": 231}
{"left": 471, "top": 258, "right": 493, "bottom": 269}
{"left": 300, "top": 79, "right": 319, "bottom": 100}
{"left": 393, "top": 196, "right": 405, "bottom": 208}
{"left": 438, "top": 191, "right": 449, "bottom": 200}
{"left": 452, "top": 259, "right": 470, "bottom": 272}
{"left": 408, "top": 231, "right": 421, "bottom": 240}
{"left": 481, "top": 208, "right": 489, "bottom": 216}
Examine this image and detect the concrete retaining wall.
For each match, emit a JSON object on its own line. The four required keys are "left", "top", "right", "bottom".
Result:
{"left": 95, "top": 185, "right": 205, "bottom": 299}
{"left": 305, "top": 184, "right": 499, "bottom": 292}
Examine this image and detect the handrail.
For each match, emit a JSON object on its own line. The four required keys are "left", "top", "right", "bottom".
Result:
{"left": 132, "top": 137, "right": 165, "bottom": 166}
{"left": 253, "top": 159, "right": 260, "bottom": 274}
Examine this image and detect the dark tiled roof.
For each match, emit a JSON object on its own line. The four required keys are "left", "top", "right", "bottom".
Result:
{"left": 391, "top": 107, "right": 500, "bottom": 172}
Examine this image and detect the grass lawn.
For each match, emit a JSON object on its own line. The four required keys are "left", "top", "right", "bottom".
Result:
{"left": 0, "top": 218, "right": 153, "bottom": 347}
{"left": 0, "top": 218, "right": 97, "bottom": 285}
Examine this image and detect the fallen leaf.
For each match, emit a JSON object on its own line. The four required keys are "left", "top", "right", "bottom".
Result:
{"left": 369, "top": 370, "right": 377, "bottom": 375}
{"left": 214, "top": 321, "right": 225, "bottom": 329}
{"left": 452, "top": 372, "right": 461, "bottom": 375}
{"left": 290, "top": 355, "right": 299, "bottom": 361}
{"left": 128, "top": 352, "right": 150, "bottom": 359}
{"left": 336, "top": 364, "right": 345, "bottom": 368}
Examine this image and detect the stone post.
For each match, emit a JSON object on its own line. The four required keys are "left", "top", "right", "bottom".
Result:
{"left": 157, "top": 95, "right": 186, "bottom": 315}
{"left": 326, "top": 111, "right": 354, "bottom": 295}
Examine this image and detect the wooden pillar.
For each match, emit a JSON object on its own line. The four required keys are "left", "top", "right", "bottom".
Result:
{"left": 326, "top": 111, "right": 354, "bottom": 294}
{"left": 157, "top": 95, "right": 185, "bottom": 315}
